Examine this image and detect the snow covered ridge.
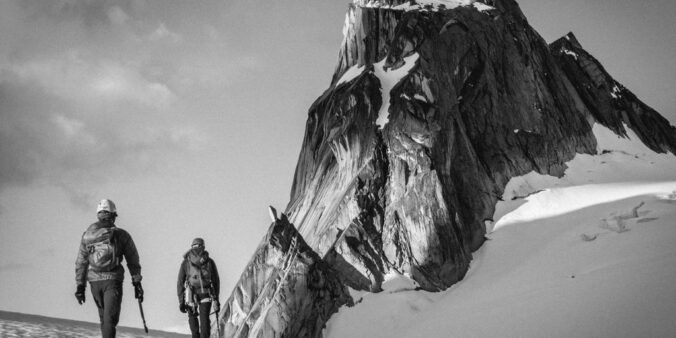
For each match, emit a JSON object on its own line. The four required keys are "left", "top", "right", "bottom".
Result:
{"left": 354, "top": 0, "right": 495, "bottom": 12}
{"left": 492, "top": 123, "right": 675, "bottom": 232}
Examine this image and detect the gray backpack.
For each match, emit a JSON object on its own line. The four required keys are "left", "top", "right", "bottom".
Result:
{"left": 83, "top": 226, "right": 119, "bottom": 272}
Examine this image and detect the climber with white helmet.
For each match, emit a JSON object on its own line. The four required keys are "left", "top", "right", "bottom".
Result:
{"left": 75, "top": 199, "right": 143, "bottom": 338}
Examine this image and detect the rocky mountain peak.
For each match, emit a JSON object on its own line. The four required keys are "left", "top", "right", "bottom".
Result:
{"left": 550, "top": 32, "right": 676, "bottom": 153}
{"left": 560, "top": 31, "right": 583, "bottom": 49}
{"left": 218, "top": 1, "right": 676, "bottom": 337}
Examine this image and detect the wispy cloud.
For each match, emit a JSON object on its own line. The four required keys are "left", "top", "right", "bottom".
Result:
{"left": 7, "top": 54, "right": 176, "bottom": 109}
{"left": 149, "top": 23, "right": 182, "bottom": 43}
{"left": 89, "top": 61, "right": 177, "bottom": 108}
{"left": 106, "top": 5, "right": 130, "bottom": 26}
{"left": 0, "top": 70, "right": 202, "bottom": 206}
{"left": 0, "top": 1, "right": 205, "bottom": 208}
{"left": 0, "top": 0, "right": 276, "bottom": 212}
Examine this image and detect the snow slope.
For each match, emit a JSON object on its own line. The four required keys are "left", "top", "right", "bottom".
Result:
{"left": 325, "top": 124, "right": 676, "bottom": 338}
{"left": 0, "top": 310, "right": 189, "bottom": 338}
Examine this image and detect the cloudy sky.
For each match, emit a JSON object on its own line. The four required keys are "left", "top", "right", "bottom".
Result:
{"left": 0, "top": 0, "right": 674, "bottom": 333}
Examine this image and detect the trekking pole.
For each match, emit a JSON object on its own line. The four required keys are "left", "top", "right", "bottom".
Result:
{"left": 138, "top": 299, "right": 149, "bottom": 334}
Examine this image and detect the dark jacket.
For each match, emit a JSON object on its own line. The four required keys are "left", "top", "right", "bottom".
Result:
{"left": 75, "top": 221, "right": 142, "bottom": 285}
{"left": 177, "top": 249, "right": 220, "bottom": 302}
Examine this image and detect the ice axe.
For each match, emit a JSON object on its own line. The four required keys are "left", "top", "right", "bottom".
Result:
{"left": 138, "top": 299, "right": 149, "bottom": 334}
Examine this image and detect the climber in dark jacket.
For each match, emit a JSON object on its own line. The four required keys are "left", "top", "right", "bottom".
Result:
{"left": 177, "top": 237, "right": 220, "bottom": 338}
{"left": 75, "top": 199, "right": 143, "bottom": 338}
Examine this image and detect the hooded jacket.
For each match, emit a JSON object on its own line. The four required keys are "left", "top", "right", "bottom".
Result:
{"left": 177, "top": 249, "right": 220, "bottom": 302}
{"left": 75, "top": 221, "right": 142, "bottom": 285}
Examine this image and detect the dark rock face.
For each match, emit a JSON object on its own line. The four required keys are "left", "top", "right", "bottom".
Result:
{"left": 219, "top": 215, "right": 351, "bottom": 337}
{"left": 287, "top": 0, "right": 599, "bottom": 292}
{"left": 218, "top": 0, "right": 676, "bottom": 336}
{"left": 550, "top": 32, "right": 676, "bottom": 154}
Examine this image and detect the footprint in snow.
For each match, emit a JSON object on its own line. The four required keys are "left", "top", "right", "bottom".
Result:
{"left": 580, "top": 233, "right": 598, "bottom": 242}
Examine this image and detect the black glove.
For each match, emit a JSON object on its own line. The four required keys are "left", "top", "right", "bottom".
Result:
{"left": 133, "top": 281, "right": 144, "bottom": 302}
{"left": 213, "top": 299, "right": 220, "bottom": 313}
{"left": 186, "top": 306, "right": 196, "bottom": 316}
{"left": 75, "top": 285, "right": 86, "bottom": 305}
{"left": 179, "top": 301, "right": 187, "bottom": 313}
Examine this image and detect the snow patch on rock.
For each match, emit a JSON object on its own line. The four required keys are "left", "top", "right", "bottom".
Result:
{"left": 356, "top": 0, "right": 494, "bottom": 13}
{"left": 374, "top": 53, "right": 420, "bottom": 129}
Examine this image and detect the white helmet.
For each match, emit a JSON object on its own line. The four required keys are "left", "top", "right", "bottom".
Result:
{"left": 96, "top": 199, "right": 117, "bottom": 213}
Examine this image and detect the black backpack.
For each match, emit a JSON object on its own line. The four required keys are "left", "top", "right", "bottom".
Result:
{"left": 186, "top": 258, "right": 212, "bottom": 293}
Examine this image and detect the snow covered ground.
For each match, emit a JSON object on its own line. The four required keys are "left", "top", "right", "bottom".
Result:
{"left": 325, "top": 123, "right": 676, "bottom": 338}
{"left": 0, "top": 310, "right": 188, "bottom": 338}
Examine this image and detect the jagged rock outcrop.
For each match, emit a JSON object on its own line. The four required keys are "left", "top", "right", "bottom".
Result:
{"left": 219, "top": 212, "right": 351, "bottom": 337}
{"left": 218, "top": 0, "right": 676, "bottom": 337}
{"left": 550, "top": 32, "right": 676, "bottom": 154}
{"left": 287, "top": 0, "right": 598, "bottom": 292}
